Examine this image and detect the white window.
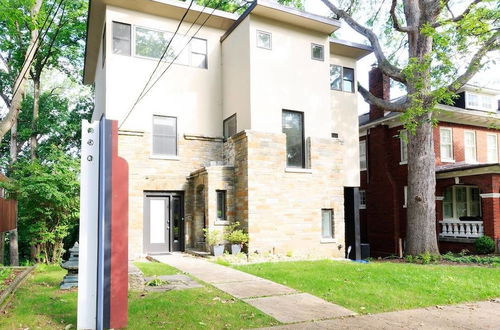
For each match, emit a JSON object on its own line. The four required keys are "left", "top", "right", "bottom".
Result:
{"left": 440, "top": 128, "right": 453, "bottom": 161}
{"left": 487, "top": 134, "right": 498, "bottom": 163}
{"left": 403, "top": 186, "right": 408, "bottom": 208}
{"left": 359, "top": 140, "right": 367, "bottom": 170}
{"left": 321, "top": 209, "right": 334, "bottom": 239}
{"left": 311, "top": 43, "right": 324, "bottom": 61}
{"left": 330, "top": 65, "right": 355, "bottom": 92}
{"left": 256, "top": 30, "right": 272, "bottom": 50}
{"left": 152, "top": 115, "right": 177, "bottom": 156}
{"left": 443, "top": 185, "right": 481, "bottom": 220}
{"left": 359, "top": 190, "right": 366, "bottom": 209}
{"left": 400, "top": 130, "right": 408, "bottom": 163}
{"left": 466, "top": 92, "right": 495, "bottom": 111}
{"left": 464, "top": 131, "right": 477, "bottom": 163}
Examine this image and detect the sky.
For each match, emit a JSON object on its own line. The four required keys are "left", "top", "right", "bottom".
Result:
{"left": 304, "top": 0, "right": 500, "bottom": 114}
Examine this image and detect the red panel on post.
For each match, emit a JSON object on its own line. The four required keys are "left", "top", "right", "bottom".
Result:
{"left": 110, "top": 121, "right": 129, "bottom": 328}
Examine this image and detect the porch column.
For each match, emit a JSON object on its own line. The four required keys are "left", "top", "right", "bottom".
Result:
{"left": 480, "top": 193, "right": 500, "bottom": 241}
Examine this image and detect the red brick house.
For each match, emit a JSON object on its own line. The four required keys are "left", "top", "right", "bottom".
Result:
{"left": 0, "top": 173, "right": 16, "bottom": 233}
{"left": 359, "top": 68, "right": 500, "bottom": 257}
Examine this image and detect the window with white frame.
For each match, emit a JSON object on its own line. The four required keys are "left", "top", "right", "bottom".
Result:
{"left": 112, "top": 21, "right": 131, "bottom": 56}
{"left": 330, "top": 65, "right": 355, "bottom": 92}
{"left": 400, "top": 130, "right": 408, "bottom": 163}
{"left": 443, "top": 185, "right": 481, "bottom": 220}
{"left": 487, "top": 134, "right": 498, "bottom": 163}
{"left": 440, "top": 128, "right": 453, "bottom": 161}
{"left": 256, "top": 30, "right": 272, "bottom": 49}
{"left": 152, "top": 115, "right": 177, "bottom": 156}
{"left": 311, "top": 43, "right": 324, "bottom": 61}
{"left": 403, "top": 186, "right": 408, "bottom": 208}
{"left": 359, "top": 140, "right": 367, "bottom": 170}
{"left": 321, "top": 209, "right": 334, "bottom": 239}
{"left": 359, "top": 190, "right": 366, "bottom": 209}
{"left": 466, "top": 92, "right": 495, "bottom": 111}
{"left": 464, "top": 131, "right": 477, "bottom": 163}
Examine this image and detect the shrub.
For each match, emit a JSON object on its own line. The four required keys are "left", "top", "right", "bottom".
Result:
{"left": 226, "top": 230, "right": 249, "bottom": 245}
{"left": 203, "top": 229, "right": 224, "bottom": 246}
{"left": 474, "top": 236, "right": 496, "bottom": 255}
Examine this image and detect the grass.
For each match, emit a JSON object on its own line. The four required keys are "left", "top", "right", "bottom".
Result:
{"left": 0, "top": 263, "right": 278, "bottom": 330}
{"left": 0, "top": 266, "right": 13, "bottom": 291}
{"left": 234, "top": 259, "right": 500, "bottom": 314}
{"left": 133, "top": 261, "right": 180, "bottom": 276}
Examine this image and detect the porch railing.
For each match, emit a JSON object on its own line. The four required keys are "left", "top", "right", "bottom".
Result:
{"left": 439, "top": 220, "right": 484, "bottom": 239}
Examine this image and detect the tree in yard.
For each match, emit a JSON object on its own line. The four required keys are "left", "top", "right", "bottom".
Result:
{"left": 321, "top": 0, "right": 499, "bottom": 255}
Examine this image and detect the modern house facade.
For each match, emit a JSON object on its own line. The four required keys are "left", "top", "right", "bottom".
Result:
{"left": 359, "top": 68, "right": 500, "bottom": 256}
{"left": 84, "top": 0, "right": 372, "bottom": 259}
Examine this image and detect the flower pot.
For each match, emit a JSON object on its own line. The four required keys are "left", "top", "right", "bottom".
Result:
{"left": 212, "top": 244, "right": 224, "bottom": 257}
{"left": 231, "top": 244, "right": 242, "bottom": 255}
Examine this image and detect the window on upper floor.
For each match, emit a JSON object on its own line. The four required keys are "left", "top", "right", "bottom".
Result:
{"left": 223, "top": 114, "right": 237, "bottom": 140}
{"left": 152, "top": 115, "right": 177, "bottom": 157}
{"left": 112, "top": 21, "right": 131, "bottom": 56}
{"left": 440, "top": 127, "right": 453, "bottom": 162}
{"left": 487, "top": 134, "right": 499, "bottom": 163}
{"left": 330, "top": 65, "right": 355, "bottom": 92}
{"left": 311, "top": 43, "right": 324, "bottom": 61}
{"left": 400, "top": 130, "right": 408, "bottom": 163}
{"left": 359, "top": 140, "right": 367, "bottom": 171}
{"left": 359, "top": 190, "right": 366, "bottom": 209}
{"left": 464, "top": 131, "right": 477, "bottom": 163}
{"left": 282, "top": 110, "right": 305, "bottom": 168}
{"left": 321, "top": 209, "right": 334, "bottom": 239}
{"left": 466, "top": 92, "right": 495, "bottom": 111}
{"left": 256, "top": 30, "right": 272, "bottom": 50}
{"left": 443, "top": 185, "right": 481, "bottom": 220}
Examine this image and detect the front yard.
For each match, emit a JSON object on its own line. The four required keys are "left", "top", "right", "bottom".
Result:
{"left": 234, "top": 260, "right": 500, "bottom": 314}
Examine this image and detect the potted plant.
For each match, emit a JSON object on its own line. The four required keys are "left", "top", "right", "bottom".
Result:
{"left": 203, "top": 228, "right": 224, "bottom": 256}
{"left": 225, "top": 222, "right": 249, "bottom": 255}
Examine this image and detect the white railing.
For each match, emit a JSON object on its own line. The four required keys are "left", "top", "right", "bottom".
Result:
{"left": 439, "top": 220, "right": 484, "bottom": 239}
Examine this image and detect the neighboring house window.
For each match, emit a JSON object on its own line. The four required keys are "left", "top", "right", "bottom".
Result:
{"left": 223, "top": 114, "right": 237, "bottom": 139}
{"left": 216, "top": 190, "right": 227, "bottom": 220}
{"left": 311, "top": 43, "right": 324, "bottom": 61}
{"left": 152, "top": 115, "right": 177, "bottom": 156}
{"left": 440, "top": 127, "right": 453, "bottom": 161}
{"left": 403, "top": 186, "right": 408, "bottom": 208}
{"left": 466, "top": 92, "right": 494, "bottom": 111}
{"left": 464, "top": 131, "right": 477, "bottom": 163}
{"left": 282, "top": 110, "right": 305, "bottom": 168}
{"left": 256, "top": 30, "right": 272, "bottom": 49}
{"left": 321, "top": 209, "right": 334, "bottom": 239}
{"left": 112, "top": 21, "right": 131, "bottom": 56}
{"left": 359, "top": 190, "right": 366, "bottom": 209}
{"left": 359, "top": 140, "right": 367, "bottom": 170}
{"left": 443, "top": 185, "right": 481, "bottom": 219}
{"left": 400, "top": 130, "right": 408, "bottom": 163}
{"left": 330, "top": 65, "right": 355, "bottom": 92}
{"left": 487, "top": 134, "right": 498, "bottom": 163}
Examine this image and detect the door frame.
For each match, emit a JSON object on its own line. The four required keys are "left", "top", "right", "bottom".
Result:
{"left": 143, "top": 191, "right": 185, "bottom": 254}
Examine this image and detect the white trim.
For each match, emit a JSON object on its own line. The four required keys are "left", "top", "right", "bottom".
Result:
{"left": 480, "top": 193, "right": 500, "bottom": 199}
{"left": 256, "top": 30, "right": 272, "bottom": 50}
{"left": 399, "top": 161, "right": 408, "bottom": 165}
{"left": 486, "top": 133, "right": 499, "bottom": 163}
{"left": 285, "top": 168, "right": 313, "bottom": 174}
{"left": 440, "top": 127, "right": 454, "bottom": 162}
{"left": 464, "top": 130, "right": 477, "bottom": 163}
{"left": 320, "top": 238, "right": 337, "bottom": 244}
{"left": 436, "top": 196, "right": 444, "bottom": 201}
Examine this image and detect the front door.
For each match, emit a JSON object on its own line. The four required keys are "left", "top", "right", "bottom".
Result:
{"left": 144, "top": 192, "right": 184, "bottom": 254}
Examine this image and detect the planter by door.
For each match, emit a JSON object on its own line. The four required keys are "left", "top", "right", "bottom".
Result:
{"left": 231, "top": 244, "right": 241, "bottom": 255}
{"left": 212, "top": 244, "right": 224, "bottom": 257}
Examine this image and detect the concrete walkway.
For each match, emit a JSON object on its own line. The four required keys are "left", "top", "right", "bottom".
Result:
{"left": 154, "top": 254, "right": 355, "bottom": 324}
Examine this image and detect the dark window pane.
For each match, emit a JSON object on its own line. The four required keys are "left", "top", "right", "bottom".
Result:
{"left": 343, "top": 67, "right": 354, "bottom": 92}
{"left": 330, "top": 65, "right": 342, "bottom": 90}
{"left": 223, "top": 114, "right": 237, "bottom": 139}
{"left": 217, "top": 191, "right": 226, "bottom": 219}
{"left": 311, "top": 44, "right": 324, "bottom": 61}
{"left": 282, "top": 111, "right": 304, "bottom": 168}
{"left": 112, "top": 22, "right": 131, "bottom": 55}
{"left": 153, "top": 116, "right": 177, "bottom": 156}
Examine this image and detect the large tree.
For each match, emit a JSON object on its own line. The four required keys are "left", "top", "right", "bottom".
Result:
{"left": 321, "top": 0, "right": 499, "bottom": 255}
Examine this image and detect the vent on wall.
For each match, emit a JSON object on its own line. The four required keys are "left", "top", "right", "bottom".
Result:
{"left": 331, "top": 133, "right": 339, "bottom": 138}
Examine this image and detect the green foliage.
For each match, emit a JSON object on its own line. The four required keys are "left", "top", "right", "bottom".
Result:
{"left": 404, "top": 252, "right": 441, "bottom": 264}
{"left": 146, "top": 277, "right": 168, "bottom": 287}
{"left": 474, "top": 236, "right": 496, "bottom": 255}
{"left": 195, "top": 0, "right": 303, "bottom": 14}
{"left": 224, "top": 221, "right": 249, "bottom": 245}
{"left": 442, "top": 252, "right": 500, "bottom": 265}
{"left": 0, "top": 147, "right": 80, "bottom": 264}
{"left": 203, "top": 228, "right": 224, "bottom": 246}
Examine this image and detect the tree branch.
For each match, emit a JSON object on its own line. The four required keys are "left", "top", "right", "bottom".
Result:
{"left": 390, "top": 0, "right": 411, "bottom": 32}
{"left": 0, "top": 91, "right": 11, "bottom": 108}
{"left": 448, "top": 32, "right": 500, "bottom": 93}
{"left": 320, "top": 0, "right": 406, "bottom": 84}
{"left": 358, "top": 83, "right": 410, "bottom": 112}
{"left": 433, "top": 0, "right": 483, "bottom": 27}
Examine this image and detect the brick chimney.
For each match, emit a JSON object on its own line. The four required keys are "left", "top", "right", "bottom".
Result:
{"left": 369, "top": 67, "right": 390, "bottom": 120}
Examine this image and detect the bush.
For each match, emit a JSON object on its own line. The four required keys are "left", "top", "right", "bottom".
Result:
{"left": 203, "top": 228, "right": 224, "bottom": 246}
{"left": 474, "top": 236, "right": 496, "bottom": 255}
{"left": 226, "top": 230, "right": 249, "bottom": 245}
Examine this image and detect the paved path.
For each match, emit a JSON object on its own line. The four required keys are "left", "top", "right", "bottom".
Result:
{"left": 154, "top": 254, "right": 355, "bottom": 323}
{"left": 258, "top": 299, "right": 500, "bottom": 330}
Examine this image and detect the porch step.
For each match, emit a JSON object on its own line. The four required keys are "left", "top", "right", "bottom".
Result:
{"left": 185, "top": 249, "right": 211, "bottom": 258}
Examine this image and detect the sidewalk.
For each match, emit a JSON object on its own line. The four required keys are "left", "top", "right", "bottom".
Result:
{"left": 154, "top": 254, "right": 356, "bottom": 324}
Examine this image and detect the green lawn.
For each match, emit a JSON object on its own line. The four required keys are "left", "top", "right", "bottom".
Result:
{"left": 134, "top": 261, "right": 180, "bottom": 276}
{"left": 0, "top": 266, "right": 13, "bottom": 291}
{"left": 234, "top": 260, "right": 500, "bottom": 314}
{"left": 0, "top": 263, "right": 278, "bottom": 330}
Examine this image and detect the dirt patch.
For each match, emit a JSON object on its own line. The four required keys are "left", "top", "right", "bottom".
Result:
{"left": 0, "top": 269, "right": 25, "bottom": 297}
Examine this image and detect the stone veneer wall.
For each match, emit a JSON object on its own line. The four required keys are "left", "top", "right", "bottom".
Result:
{"left": 118, "top": 131, "right": 223, "bottom": 259}
{"left": 231, "top": 130, "right": 346, "bottom": 258}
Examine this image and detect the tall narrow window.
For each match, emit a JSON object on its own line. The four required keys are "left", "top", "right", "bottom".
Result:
{"left": 359, "top": 190, "right": 366, "bottom": 209}
{"left": 152, "top": 116, "right": 177, "bottom": 156}
{"left": 112, "top": 22, "right": 131, "bottom": 55}
{"left": 321, "top": 209, "right": 334, "bottom": 239}
{"left": 342, "top": 67, "right": 354, "bottom": 92}
{"left": 400, "top": 130, "right": 408, "bottom": 163}
{"left": 311, "top": 43, "right": 324, "bottom": 61}
{"left": 403, "top": 186, "right": 408, "bottom": 208}
{"left": 359, "top": 140, "right": 367, "bottom": 170}
{"left": 223, "top": 114, "right": 237, "bottom": 139}
{"left": 216, "top": 190, "right": 226, "bottom": 220}
{"left": 191, "top": 38, "right": 208, "bottom": 68}
{"left": 487, "top": 134, "right": 498, "bottom": 163}
{"left": 440, "top": 128, "right": 453, "bottom": 161}
{"left": 329, "top": 65, "right": 342, "bottom": 90}
{"left": 282, "top": 110, "right": 305, "bottom": 168}
{"left": 464, "top": 131, "right": 476, "bottom": 163}
{"left": 102, "top": 25, "right": 106, "bottom": 67}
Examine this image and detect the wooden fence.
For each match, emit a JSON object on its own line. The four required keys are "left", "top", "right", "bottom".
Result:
{"left": 0, "top": 198, "right": 16, "bottom": 232}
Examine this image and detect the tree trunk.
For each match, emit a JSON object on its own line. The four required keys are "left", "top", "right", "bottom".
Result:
{"left": 30, "top": 77, "right": 40, "bottom": 159}
{"left": 406, "top": 112, "right": 439, "bottom": 255}
{"left": 9, "top": 122, "right": 19, "bottom": 266}
{"left": 0, "top": 232, "right": 4, "bottom": 265}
